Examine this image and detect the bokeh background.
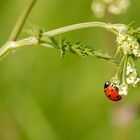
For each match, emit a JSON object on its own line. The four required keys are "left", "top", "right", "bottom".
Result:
{"left": 0, "top": 0, "right": 140, "bottom": 140}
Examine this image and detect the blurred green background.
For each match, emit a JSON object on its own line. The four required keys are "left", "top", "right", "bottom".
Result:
{"left": 0, "top": 0, "right": 140, "bottom": 140}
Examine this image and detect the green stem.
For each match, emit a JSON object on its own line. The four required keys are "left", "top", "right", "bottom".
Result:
{"left": 122, "top": 55, "right": 128, "bottom": 83}
{"left": 0, "top": 37, "right": 38, "bottom": 59}
{"left": 8, "top": 0, "right": 37, "bottom": 41}
{"left": 42, "top": 22, "right": 117, "bottom": 38}
{"left": 113, "top": 46, "right": 120, "bottom": 58}
{"left": 115, "top": 55, "right": 126, "bottom": 78}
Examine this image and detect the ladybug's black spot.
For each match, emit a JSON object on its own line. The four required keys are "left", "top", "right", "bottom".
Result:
{"left": 109, "top": 94, "right": 111, "bottom": 97}
{"left": 104, "top": 81, "right": 110, "bottom": 89}
{"left": 111, "top": 89, "right": 114, "bottom": 92}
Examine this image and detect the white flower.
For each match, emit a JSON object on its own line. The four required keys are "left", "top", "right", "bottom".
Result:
{"left": 102, "top": 0, "right": 113, "bottom": 4}
{"left": 118, "top": 25, "right": 127, "bottom": 32}
{"left": 126, "top": 76, "right": 135, "bottom": 84}
{"left": 133, "top": 78, "right": 140, "bottom": 87}
{"left": 108, "top": 4, "right": 121, "bottom": 15}
{"left": 116, "top": 33, "right": 140, "bottom": 57}
{"left": 91, "top": 1, "right": 106, "bottom": 18}
{"left": 126, "top": 64, "right": 133, "bottom": 75}
{"left": 132, "top": 49, "right": 140, "bottom": 57}
{"left": 119, "top": 83, "right": 128, "bottom": 96}
{"left": 117, "top": 33, "right": 126, "bottom": 43}
{"left": 127, "top": 36, "right": 133, "bottom": 42}
{"left": 131, "top": 41, "right": 139, "bottom": 49}
{"left": 110, "top": 76, "right": 120, "bottom": 87}
{"left": 108, "top": 0, "right": 130, "bottom": 15}
{"left": 91, "top": 0, "right": 130, "bottom": 18}
{"left": 126, "top": 59, "right": 137, "bottom": 85}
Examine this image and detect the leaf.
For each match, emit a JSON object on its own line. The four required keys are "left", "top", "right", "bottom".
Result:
{"left": 26, "top": 27, "right": 118, "bottom": 65}
{"left": 59, "top": 38, "right": 71, "bottom": 59}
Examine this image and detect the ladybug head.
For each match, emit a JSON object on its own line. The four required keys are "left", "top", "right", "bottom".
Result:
{"left": 104, "top": 81, "right": 111, "bottom": 89}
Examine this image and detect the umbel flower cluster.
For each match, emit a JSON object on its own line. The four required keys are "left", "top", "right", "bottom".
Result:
{"left": 117, "top": 33, "right": 140, "bottom": 57}
{"left": 91, "top": 0, "right": 130, "bottom": 18}
{"left": 106, "top": 23, "right": 140, "bottom": 101}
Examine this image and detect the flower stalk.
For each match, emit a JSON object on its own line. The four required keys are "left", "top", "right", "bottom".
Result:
{"left": 8, "top": 0, "right": 37, "bottom": 41}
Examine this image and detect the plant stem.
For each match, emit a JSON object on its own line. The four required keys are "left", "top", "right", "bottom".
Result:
{"left": 115, "top": 55, "right": 126, "bottom": 79}
{"left": 42, "top": 22, "right": 117, "bottom": 37}
{"left": 122, "top": 55, "right": 128, "bottom": 83}
{"left": 8, "top": 0, "right": 37, "bottom": 41}
{"left": 0, "top": 37, "right": 38, "bottom": 60}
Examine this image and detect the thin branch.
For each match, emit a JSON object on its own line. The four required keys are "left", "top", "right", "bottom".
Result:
{"left": 42, "top": 22, "right": 115, "bottom": 37}
{"left": 8, "top": 0, "right": 37, "bottom": 41}
{"left": 122, "top": 55, "right": 128, "bottom": 83}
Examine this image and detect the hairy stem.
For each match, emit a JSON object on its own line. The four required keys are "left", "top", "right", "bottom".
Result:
{"left": 8, "top": 0, "right": 37, "bottom": 41}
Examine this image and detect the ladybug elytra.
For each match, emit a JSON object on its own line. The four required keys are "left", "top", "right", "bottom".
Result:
{"left": 104, "top": 81, "right": 121, "bottom": 101}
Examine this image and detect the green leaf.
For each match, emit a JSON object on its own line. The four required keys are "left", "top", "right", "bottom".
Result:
{"left": 25, "top": 26, "right": 118, "bottom": 65}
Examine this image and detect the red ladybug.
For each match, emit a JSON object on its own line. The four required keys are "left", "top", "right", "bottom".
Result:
{"left": 104, "top": 81, "right": 121, "bottom": 101}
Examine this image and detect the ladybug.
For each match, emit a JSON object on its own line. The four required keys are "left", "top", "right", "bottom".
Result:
{"left": 104, "top": 81, "right": 121, "bottom": 101}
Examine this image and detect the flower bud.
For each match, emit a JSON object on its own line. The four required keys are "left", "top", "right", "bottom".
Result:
{"left": 119, "top": 83, "right": 128, "bottom": 96}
